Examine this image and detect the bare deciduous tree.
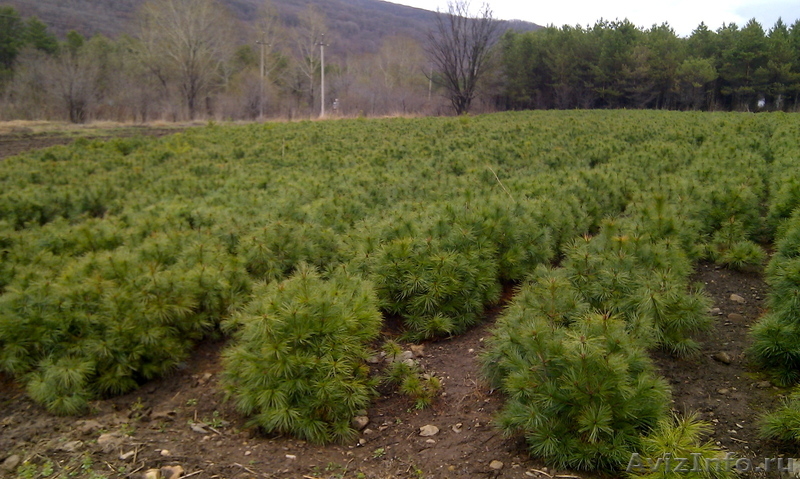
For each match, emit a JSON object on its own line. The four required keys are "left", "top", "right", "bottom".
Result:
{"left": 137, "top": 0, "right": 233, "bottom": 119}
{"left": 251, "top": 0, "right": 284, "bottom": 118}
{"left": 426, "top": 0, "right": 499, "bottom": 115}
{"left": 285, "top": 7, "right": 328, "bottom": 113}
{"left": 3, "top": 48, "right": 51, "bottom": 120}
{"left": 47, "top": 32, "right": 99, "bottom": 123}
{"left": 376, "top": 36, "right": 428, "bottom": 114}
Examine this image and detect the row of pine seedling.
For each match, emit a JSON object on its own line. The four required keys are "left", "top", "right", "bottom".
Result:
{"left": 0, "top": 111, "right": 798, "bottom": 476}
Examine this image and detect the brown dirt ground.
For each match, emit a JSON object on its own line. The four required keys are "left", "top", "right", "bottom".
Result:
{"left": 656, "top": 262, "right": 800, "bottom": 475}
{"left": 1, "top": 133, "right": 799, "bottom": 479}
{"left": 0, "top": 127, "right": 179, "bottom": 160}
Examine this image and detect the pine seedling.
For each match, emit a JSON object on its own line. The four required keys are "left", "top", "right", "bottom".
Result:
{"left": 26, "top": 355, "right": 95, "bottom": 415}
{"left": 222, "top": 264, "right": 382, "bottom": 444}
{"left": 629, "top": 412, "right": 737, "bottom": 479}
{"left": 759, "top": 387, "right": 800, "bottom": 442}
{"left": 708, "top": 217, "right": 765, "bottom": 270}
{"left": 561, "top": 235, "right": 611, "bottom": 309}
{"left": 384, "top": 358, "right": 416, "bottom": 385}
{"left": 381, "top": 339, "right": 404, "bottom": 363}
{"left": 717, "top": 240, "right": 766, "bottom": 271}
{"left": 750, "top": 211, "right": 800, "bottom": 384}
{"left": 528, "top": 195, "right": 591, "bottom": 255}
{"left": 484, "top": 311, "right": 669, "bottom": 472}
{"left": 562, "top": 217, "right": 711, "bottom": 356}
{"left": 623, "top": 194, "right": 702, "bottom": 259}
{"left": 772, "top": 213, "right": 800, "bottom": 262}
{"left": 383, "top": 358, "right": 442, "bottom": 410}
{"left": 767, "top": 173, "right": 800, "bottom": 236}
{"left": 516, "top": 265, "right": 590, "bottom": 327}
{"left": 371, "top": 235, "right": 500, "bottom": 341}
{"left": 239, "top": 221, "right": 341, "bottom": 282}
{"left": 697, "top": 183, "right": 763, "bottom": 238}
{"left": 440, "top": 198, "right": 555, "bottom": 281}
{"left": 0, "top": 221, "right": 14, "bottom": 293}
{"left": 402, "top": 374, "right": 441, "bottom": 410}
{"left": 749, "top": 313, "right": 800, "bottom": 386}
{"left": 630, "top": 271, "right": 711, "bottom": 357}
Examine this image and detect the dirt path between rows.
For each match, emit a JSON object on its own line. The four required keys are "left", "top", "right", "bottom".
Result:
{"left": 656, "top": 263, "right": 800, "bottom": 474}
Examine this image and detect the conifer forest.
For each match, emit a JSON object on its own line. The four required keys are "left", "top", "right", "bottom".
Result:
{"left": 3, "top": 110, "right": 800, "bottom": 477}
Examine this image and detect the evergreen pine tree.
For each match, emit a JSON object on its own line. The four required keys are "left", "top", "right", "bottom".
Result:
{"left": 707, "top": 217, "right": 765, "bottom": 270}
{"left": 759, "top": 387, "right": 800, "bottom": 443}
{"left": 484, "top": 307, "right": 669, "bottom": 471}
{"left": 750, "top": 211, "right": 800, "bottom": 385}
{"left": 371, "top": 235, "right": 500, "bottom": 341}
{"left": 222, "top": 264, "right": 382, "bottom": 444}
{"left": 562, "top": 219, "right": 711, "bottom": 356}
{"left": 239, "top": 221, "right": 341, "bottom": 282}
{"left": 0, "top": 234, "right": 250, "bottom": 414}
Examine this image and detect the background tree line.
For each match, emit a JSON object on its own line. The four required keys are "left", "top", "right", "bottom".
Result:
{"left": 0, "top": 0, "right": 438, "bottom": 122}
{"left": 2, "top": 0, "right": 800, "bottom": 122}
{"left": 499, "top": 18, "right": 800, "bottom": 112}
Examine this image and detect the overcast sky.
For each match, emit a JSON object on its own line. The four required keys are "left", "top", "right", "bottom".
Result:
{"left": 388, "top": 0, "right": 800, "bottom": 37}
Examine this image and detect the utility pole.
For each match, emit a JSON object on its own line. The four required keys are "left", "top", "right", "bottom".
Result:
{"left": 317, "top": 34, "right": 328, "bottom": 118}
{"left": 256, "top": 32, "right": 268, "bottom": 120}
{"left": 428, "top": 65, "right": 433, "bottom": 102}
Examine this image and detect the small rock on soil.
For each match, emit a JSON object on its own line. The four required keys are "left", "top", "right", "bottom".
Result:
{"left": 0, "top": 455, "right": 20, "bottom": 472}
{"left": 730, "top": 293, "right": 746, "bottom": 303}
{"left": 419, "top": 425, "right": 439, "bottom": 437}
{"left": 712, "top": 352, "right": 733, "bottom": 364}
{"left": 352, "top": 416, "right": 369, "bottom": 431}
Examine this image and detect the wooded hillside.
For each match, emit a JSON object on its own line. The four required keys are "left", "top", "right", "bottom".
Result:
{"left": 3, "top": 0, "right": 538, "bottom": 56}
{"left": 0, "top": 0, "right": 540, "bottom": 121}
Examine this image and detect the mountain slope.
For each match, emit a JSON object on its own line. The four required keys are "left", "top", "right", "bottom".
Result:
{"left": 3, "top": 0, "right": 540, "bottom": 55}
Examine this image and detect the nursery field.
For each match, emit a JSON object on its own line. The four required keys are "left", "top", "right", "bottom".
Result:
{"left": 2, "top": 111, "right": 800, "bottom": 478}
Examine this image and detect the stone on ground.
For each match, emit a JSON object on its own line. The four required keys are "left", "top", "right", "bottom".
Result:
{"left": 419, "top": 425, "right": 439, "bottom": 437}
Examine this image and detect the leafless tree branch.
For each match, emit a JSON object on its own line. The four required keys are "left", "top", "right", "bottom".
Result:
{"left": 426, "top": 0, "right": 499, "bottom": 114}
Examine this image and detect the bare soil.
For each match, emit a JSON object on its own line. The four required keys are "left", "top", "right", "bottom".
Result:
{"left": 0, "top": 126, "right": 180, "bottom": 160}
{"left": 656, "top": 262, "right": 800, "bottom": 474}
